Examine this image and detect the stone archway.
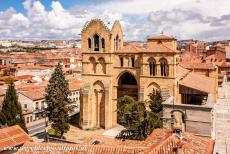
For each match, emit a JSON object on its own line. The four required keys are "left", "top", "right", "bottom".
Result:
{"left": 93, "top": 81, "right": 105, "bottom": 128}
{"left": 170, "top": 110, "right": 186, "bottom": 131}
{"left": 146, "top": 82, "right": 160, "bottom": 99}
{"left": 117, "top": 71, "right": 138, "bottom": 100}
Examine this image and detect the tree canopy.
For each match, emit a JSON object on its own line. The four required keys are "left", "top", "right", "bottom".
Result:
{"left": 45, "top": 63, "right": 73, "bottom": 138}
{"left": 0, "top": 80, "right": 27, "bottom": 132}
{"left": 116, "top": 90, "right": 163, "bottom": 140}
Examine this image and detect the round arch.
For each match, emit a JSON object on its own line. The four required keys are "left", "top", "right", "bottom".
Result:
{"left": 170, "top": 109, "right": 186, "bottom": 131}
{"left": 159, "top": 57, "right": 169, "bottom": 77}
{"left": 92, "top": 80, "right": 105, "bottom": 128}
{"left": 146, "top": 82, "right": 161, "bottom": 97}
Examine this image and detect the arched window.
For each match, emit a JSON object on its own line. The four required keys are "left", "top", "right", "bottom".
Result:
{"left": 115, "top": 35, "right": 119, "bottom": 51}
{"left": 98, "top": 57, "right": 106, "bottom": 74}
{"left": 89, "top": 57, "right": 96, "bottom": 73}
{"left": 101, "top": 38, "right": 105, "bottom": 49}
{"left": 94, "top": 34, "right": 99, "bottom": 51}
{"left": 88, "top": 38, "right": 91, "bottom": 49}
{"left": 160, "top": 58, "right": 169, "bottom": 77}
{"left": 148, "top": 58, "right": 156, "bottom": 76}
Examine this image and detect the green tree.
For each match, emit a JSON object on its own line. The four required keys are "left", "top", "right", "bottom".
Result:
{"left": 45, "top": 63, "right": 72, "bottom": 138}
{"left": 148, "top": 90, "right": 163, "bottom": 128}
{"left": 116, "top": 96, "right": 156, "bottom": 140}
{"left": 0, "top": 80, "right": 27, "bottom": 132}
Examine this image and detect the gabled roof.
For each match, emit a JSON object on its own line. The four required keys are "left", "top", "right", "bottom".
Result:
{"left": 82, "top": 19, "right": 119, "bottom": 33}
{"left": 0, "top": 125, "right": 32, "bottom": 151}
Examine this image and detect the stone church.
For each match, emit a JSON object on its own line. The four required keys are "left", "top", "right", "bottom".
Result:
{"left": 80, "top": 19, "right": 217, "bottom": 136}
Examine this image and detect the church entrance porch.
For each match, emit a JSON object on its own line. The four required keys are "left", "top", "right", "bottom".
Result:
{"left": 117, "top": 72, "right": 138, "bottom": 100}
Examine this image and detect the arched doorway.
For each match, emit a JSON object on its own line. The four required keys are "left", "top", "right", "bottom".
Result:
{"left": 117, "top": 72, "right": 138, "bottom": 100}
{"left": 93, "top": 81, "right": 105, "bottom": 128}
{"left": 171, "top": 110, "right": 186, "bottom": 131}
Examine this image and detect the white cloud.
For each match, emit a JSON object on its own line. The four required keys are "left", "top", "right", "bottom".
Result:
{"left": 0, "top": 0, "right": 230, "bottom": 41}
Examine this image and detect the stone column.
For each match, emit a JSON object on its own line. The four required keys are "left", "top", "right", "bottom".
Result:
{"left": 104, "top": 86, "right": 109, "bottom": 128}
{"left": 81, "top": 87, "right": 89, "bottom": 129}
{"left": 97, "top": 90, "right": 103, "bottom": 127}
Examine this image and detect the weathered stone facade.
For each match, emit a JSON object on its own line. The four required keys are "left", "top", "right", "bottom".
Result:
{"left": 80, "top": 19, "right": 181, "bottom": 129}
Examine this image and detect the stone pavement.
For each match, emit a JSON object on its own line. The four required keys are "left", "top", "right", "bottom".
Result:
{"left": 214, "top": 83, "right": 230, "bottom": 154}
{"left": 103, "top": 124, "right": 124, "bottom": 138}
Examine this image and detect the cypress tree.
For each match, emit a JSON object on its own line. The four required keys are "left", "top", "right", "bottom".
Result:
{"left": 0, "top": 79, "right": 27, "bottom": 132}
{"left": 45, "top": 63, "right": 72, "bottom": 138}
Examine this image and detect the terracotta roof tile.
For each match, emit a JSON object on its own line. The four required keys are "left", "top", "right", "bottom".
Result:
{"left": 0, "top": 125, "right": 32, "bottom": 151}
{"left": 148, "top": 34, "right": 176, "bottom": 40}
{"left": 16, "top": 129, "right": 214, "bottom": 154}
{"left": 179, "top": 72, "right": 216, "bottom": 93}
{"left": 19, "top": 87, "right": 46, "bottom": 101}
{"left": 179, "top": 62, "right": 215, "bottom": 70}
{"left": 145, "top": 43, "right": 179, "bottom": 53}
{"left": 116, "top": 43, "right": 179, "bottom": 53}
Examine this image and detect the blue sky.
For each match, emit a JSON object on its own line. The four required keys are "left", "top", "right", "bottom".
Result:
{"left": 0, "top": 0, "right": 87, "bottom": 13}
{"left": 0, "top": 0, "right": 230, "bottom": 40}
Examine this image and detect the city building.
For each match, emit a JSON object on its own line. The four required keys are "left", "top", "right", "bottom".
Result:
{"left": 17, "top": 81, "right": 81, "bottom": 135}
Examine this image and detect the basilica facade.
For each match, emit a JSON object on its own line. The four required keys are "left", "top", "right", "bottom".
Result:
{"left": 80, "top": 19, "right": 184, "bottom": 129}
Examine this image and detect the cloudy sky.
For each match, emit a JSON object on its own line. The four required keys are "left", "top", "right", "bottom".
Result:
{"left": 0, "top": 0, "right": 230, "bottom": 41}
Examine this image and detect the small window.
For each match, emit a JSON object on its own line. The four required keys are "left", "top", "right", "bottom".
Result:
{"left": 131, "top": 57, "right": 135, "bottom": 67}
{"left": 73, "top": 98, "right": 76, "bottom": 101}
{"left": 120, "top": 57, "right": 123, "bottom": 67}
{"left": 26, "top": 117, "right": 29, "bottom": 123}
{"left": 102, "top": 38, "right": 105, "bottom": 49}
{"left": 88, "top": 38, "right": 91, "bottom": 49}
{"left": 30, "top": 116, "right": 33, "bottom": 122}
{"left": 24, "top": 104, "right": 27, "bottom": 109}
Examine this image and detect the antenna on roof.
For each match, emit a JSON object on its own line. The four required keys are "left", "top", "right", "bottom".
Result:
{"left": 161, "top": 30, "right": 164, "bottom": 35}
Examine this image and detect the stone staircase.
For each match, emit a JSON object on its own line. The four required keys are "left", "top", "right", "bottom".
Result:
{"left": 161, "top": 88, "right": 170, "bottom": 101}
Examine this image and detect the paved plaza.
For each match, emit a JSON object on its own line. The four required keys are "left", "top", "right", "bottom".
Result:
{"left": 214, "top": 83, "right": 230, "bottom": 154}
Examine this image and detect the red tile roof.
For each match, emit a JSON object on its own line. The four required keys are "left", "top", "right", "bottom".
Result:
{"left": 19, "top": 87, "right": 46, "bottom": 101}
{"left": 0, "top": 125, "right": 32, "bottom": 151}
{"left": 116, "top": 43, "right": 179, "bottom": 53}
{"left": 145, "top": 44, "right": 179, "bottom": 53}
{"left": 16, "top": 129, "right": 214, "bottom": 154}
{"left": 179, "top": 72, "right": 216, "bottom": 93}
{"left": 116, "top": 44, "right": 143, "bottom": 53}
{"left": 179, "top": 62, "right": 215, "bottom": 70}
{"left": 148, "top": 34, "right": 176, "bottom": 40}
